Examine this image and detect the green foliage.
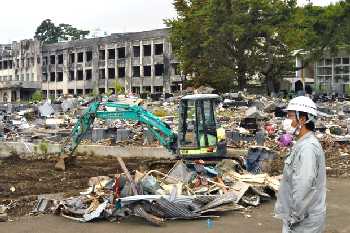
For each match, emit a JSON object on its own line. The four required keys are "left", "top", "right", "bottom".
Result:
{"left": 167, "top": 0, "right": 350, "bottom": 93}
{"left": 31, "top": 90, "right": 43, "bottom": 102}
{"left": 38, "top": 140, "right": 49, "bottom": 155}
{"left": 114, "top": 80, "right": 125, "bottom": 95}
{"left": 166, "top": 0, "right": 297, "bottom": 93}
{"left": 35, "top": 19, "right": 90, "bottom": 44}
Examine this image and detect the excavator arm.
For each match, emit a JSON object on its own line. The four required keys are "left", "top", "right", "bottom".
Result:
{"left": 68, "top": 101, "right": 177, "bottom": 156}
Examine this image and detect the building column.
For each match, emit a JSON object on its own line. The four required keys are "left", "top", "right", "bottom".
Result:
{"left": 16, "top": 89, "right": 20, "bottom": 102}
{"left": 151, "top": 40, "right": 155, "bottom": 94}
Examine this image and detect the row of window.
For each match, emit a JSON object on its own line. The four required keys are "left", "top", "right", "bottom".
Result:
{"left": 317, "top": 57, "right": 350, "bottom": 66}
{"left": 0, "top": 57, "right": 38, "bottom": 70}
{"left": 42, "top": 44, "right": 164, "bottom": 65}
{"left": 0, "top": 73, "right": 35, "bottom": 82}
{"left": 42, "top": 63, "right": 173, "bottom": 82}
{"left": 317, "top": 75, "right": 350, "bottom": 83}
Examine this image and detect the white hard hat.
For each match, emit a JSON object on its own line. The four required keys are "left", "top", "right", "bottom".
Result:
{"left": 286, "top": 96, "right": 317, "bottom": 117}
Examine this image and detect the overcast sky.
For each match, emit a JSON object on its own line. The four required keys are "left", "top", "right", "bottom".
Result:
{"left": 0, "top": 0, "right": 341, "bottom": 44}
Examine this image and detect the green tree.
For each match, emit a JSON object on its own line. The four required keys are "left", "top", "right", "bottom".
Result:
{"left": 35, "top": 19, "right": 90, "bottom": 44}
{"left": 166, "top": 0, "right": 298, "bottom": 93}
{"left": 31, "top": 90, "right": 43, "bottom": 102}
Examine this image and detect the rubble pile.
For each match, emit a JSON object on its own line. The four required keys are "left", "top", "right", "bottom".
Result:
{"left": 31, "top": 159, "right": 279, "bottom": 226}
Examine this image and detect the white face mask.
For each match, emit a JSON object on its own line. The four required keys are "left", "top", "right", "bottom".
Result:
{"left": 282, "top": 118, "right": 297, "bottom": 135}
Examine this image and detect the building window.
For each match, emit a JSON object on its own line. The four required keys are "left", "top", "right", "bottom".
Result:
{"left": 155, "top": 64, "right": 164, "bottom": 76}
{"left": 77, "top": 89, "right": 83, "bottom": 95}
{"left": 86, "top": 51, "right": 93, "bottom": 62}
{"left": 69, "top": 71, "right": 75, "bottom": 81}
{"left": 50, "top": 72, "right": 55, "bottom": 82}
{"left": 50, "top": 55, "right": 56, "bottom": 65}
{"left": 68, "top": 89, "right": 75, "bottom": 95}
{"left": 108, "top": 49, "right": 115, "bottom": 59}
{"left": 42, "top": 90, "right": 47, "bottom": 97}
{"left": 69, "top": 53, "right": 75, "bottom": 63}
{"left": 99, "top": 69, "right": 105, "bottom": 79}
{"left": 99, "top": 88, "right": 105, "bottom": 94}
{"left": 143, "top": 86, "right": 151, "bottom": 93}
{"left": 118, "top": 67, "right": 125, "bottom": 78}
{"left": 77, "top": 70, "right": 84, "bottom": 80}
{"left": 77, "top": 52, "right": 84, "bottom": 63}
{"left": 133, "top": 66, "right": 140, "bottom": 77}
{"left": 154, "top": 86, "right": 163, "bottom": 93}
{"left": 56, "top": 90, "right": 63, "bottom": 97}
{"left": 85, "top": 89, "right": 92, "bottom": 95}
{"left": 133, "top": 46, "right": 140, "bottom": 57}
{"left": 99, "top": 50, "right": 105, "bottom": 60}
{"left": 108, "top": 68, "right": 115, "bottom": 79}
{"left": 86, "top": 69, "right": 92, "bottom": 80}
{"left": 343, "top": 57, "right": 350, "bottom": 64}
{"left": 57, "top": 72, "right": 63, "bottom": 82}
{"left": 173, "top": 63, "right": 180, "bottom": 75}
{"left": 143, "top": 44, "right": 151, "bottom": 56}
{"left": 143, "top": 66, "right": 151, "bottom": 77}
{"left": 117, "top": 47, "right": 125, "bottom": 58}
{"left": 155, "top": 44, "right": 163, "bottom": 55}
{"left": 132, "top": 87, "right": 140, "bottom": 94}
{"left": 58, "top": 54, "right": 63, "bottom": 64}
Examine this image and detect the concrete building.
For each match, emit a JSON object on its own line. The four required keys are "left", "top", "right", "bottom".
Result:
{"left": 0, "top": 40, "right": 41, "bottom": 102}
{"left": 314, "top": 49, "right": 350, "bottom": 94}
{"left": 0, "top": 28, "right": 182, "bottom": 102}
{"left": 41, "top": 28, "right": 182, "bottom": 99}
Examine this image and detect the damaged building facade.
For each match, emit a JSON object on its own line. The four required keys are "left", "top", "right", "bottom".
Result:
{"left": 0, "top": 29, "right": 182, "bottom": 102}
{"left": 0, "top": 40, "right": 41, "bottom": 102}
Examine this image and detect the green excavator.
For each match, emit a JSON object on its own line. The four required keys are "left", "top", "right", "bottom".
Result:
{"left": 56, "top": 94, "right": 227, "bottom": 170}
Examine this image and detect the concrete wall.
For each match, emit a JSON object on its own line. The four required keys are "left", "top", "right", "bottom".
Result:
{"left": 0, "top": 141, "right": 173, "bottom": 159}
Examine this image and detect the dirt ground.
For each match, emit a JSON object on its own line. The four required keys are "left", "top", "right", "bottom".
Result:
{"left": 0, "top": 155, "right": 174, "bottom": 217}
{"left": 0, "top": 178, "right": 348, "bottom": 233}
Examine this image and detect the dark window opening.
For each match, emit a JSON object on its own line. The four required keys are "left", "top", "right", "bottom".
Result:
{"left": 42, "top": 90, "right": 47, "bottom": 97}
{"left": 50, "top": 72, "right": 55, "bottom": 82}
{"left": 86, "top": 69, "right": 92, "bottom": 80}
{"left": 56, "top": 90, "right": 63, "bottom": 97}
{"left": 117, "top": 47, "right": 125, "bottom": 58}
{"left": 50, "top": 55, "right": 56, "bottom": 65}
{"left": 143, "top": 44, "right": 151, "bottom": 56}
{"left": 143, "top": 66, "right": 151, "bottom": 77}
{"left": 49, "top": 90, "right": 55, "bottom": 97}
{"left": 57, "top": 72, "right": 63, "bottom": 82}
{"left": 173, "top": 63, "right": 181, "bottom": 75}
{"left": 85, "top": 89, "right": 92, "bottom": 95}
{"left": 77, "top": 89, "right": 83, "bottom": 95}
{"left": 8, "top": 60, "right": 13, "bottom": 69}
{"left": 132, "top": 87, "right": 140, "bottom": 94}
{"left": 108, "top": 68, "right": 115, "bottom": 79}
{"left": 99, "top": 50, "right": 105, "bottom": 60}
{"left": 86, "top": 51, "right": 93, "bottom": 61}
{"left": 77, "top": 52, "right": 84, "bottom": 63}
{"left": 99, "top": 69, "right": 105, "bottom": 79}
{"left": 42, "top": 73, "right": 48, "bottom": 82}
{"left": 3, "top": 60, "right": 8, "bottom": 69}
{"left": 77, "top": 70, "right": 84, "bottom": 80}
{"left": 155, "top": 44, "right": 163, "bottom": 55}
{"left": 154, "top": 86, "right": 163, "bottom": 93}
{"left": 155, "top": 64, "right": 164, "bottom": 76}
{"left": 99, "top": 88, "right": 105, "bottom": 94}
{"left": 58, "top": 54, "right": 63, "bottom": 64}
{"left": 133, "top": 46, "right": 140, "bottom": 57}
{"left": 69, "top": 71, "right": 75, "bottom": 81}
{"left": 108, "top": 49, "right": 115, "bottom": 59}
{"left": 69, "top": 53, "right": 75, "bottom": 63}
{"left": 118, "top": 67, "right": 125, "bottom": 78}
{"left": 68, "top": 89, "right": 74, "bottom": 95}
{"left": 143, "top": 86, "right": 151, "bottom": 92}
{"left": 133, "top": 66, "right": 140, "bottom": 77}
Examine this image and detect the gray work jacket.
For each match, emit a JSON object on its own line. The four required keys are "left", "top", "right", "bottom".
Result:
{"left": 275, "top": 132, "right": 326, "bottom": 224}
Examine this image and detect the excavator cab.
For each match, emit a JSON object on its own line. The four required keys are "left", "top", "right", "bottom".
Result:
{"left": 177, "top": 94, "right": 226, "bottom": 159}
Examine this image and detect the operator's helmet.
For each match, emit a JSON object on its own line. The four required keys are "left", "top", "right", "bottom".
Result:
{"left": 286, "top": 96, "right": 317, "bottom": 122}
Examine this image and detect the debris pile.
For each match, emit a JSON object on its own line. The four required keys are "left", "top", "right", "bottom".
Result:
{"left": 32, "top": 158, "right": 279, "bottom": 225}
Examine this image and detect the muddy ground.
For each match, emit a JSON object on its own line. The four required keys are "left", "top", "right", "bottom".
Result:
{"left": 0, "top": 155, "right": 175, "bottom": 217}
